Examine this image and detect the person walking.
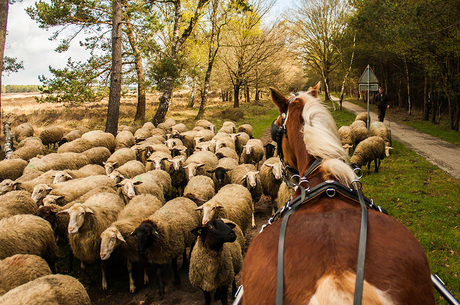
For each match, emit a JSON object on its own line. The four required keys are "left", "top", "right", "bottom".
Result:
{"left": 374, "top": 86, "right": 389, "bottom": 122}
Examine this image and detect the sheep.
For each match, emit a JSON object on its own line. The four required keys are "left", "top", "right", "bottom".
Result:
{"left": 41, "top": 175, "right": 117, "bottom": 206}
{"left": 183, "top": 150, "right": 218, "bottom": 181}
{"left": 208, "top": 157, "right": 238, "bottom": 191}
{"left": 58, "top": 129, "right": 84, "bottom": 146}
{"left": 276, "top": 181, "right": 295, "bottom": 210}
{"left": 81, "top": 130, "right": 116, "bottom": 152}
{"left": 230, "top": 163, "right": 263, "bottom": 203}
{"left": 215, "top": 147, "right": 239, "bottom": 161}
{"left": 57, "top": 137, "right": 93, "bottom": 154}
{"left": 14, "top": 169, "right": 44, "bottom": 185}
{"left": 81, "top": 146, "right": 111, "bottom": 166}
{"left": 195, "top": 141, "right": 216, "bottom": 153}
{"left": 219, "top": 121, "right": 237, "bottom": 134}
{"left": 241, "top": 138, "right": 265, "bottom": 168}
{"left": 189, "top": 219, "right": 243, "bottom": 305}
{"left": 175, "top": 130, "right": 198, "bottom": 149}
{"left": 104, "top": 147, "right": 138, "bottom": 174}
{"left": 237, "top": 124, "right": 253, "bottom": 138}
{"left": 169, "top": 145, "right": 189, "bottom": 158}
{"left": 0, "top": 179, "right": 20, "bottom": 195}
{"left": 0, "top": 214, "right": 59, "bottom": 272}
{"left": 134, "top": 127, "right": 152, "bottom": 142}
{"left": 184, "top": 175, "right": 216, "bottom": 206}
{"left": 350, "top": 120, "right": 369, "bottom": 146}
{"left": 260, "top": 157, "right": 283, "bottom": 214}
{"left": 338, "top": 125, "right": 353, "bottom": 147}
{"left": 59, "top": 192, "right": 124, "bottom": 289}
{"left": 116, "top": 171, "right": 167, "bottom": 204}
{"left": 214, "top": 134, "right": 236, "bottom": 151}
{"left": 39, "top": 126, "right": 64, "bottom": 147}
{"left": 369, "top": 121, "right": 392, "bottom": 157}
{"left": 24, "top": 152, "right": 90, "bottom": 175}
{"left": 17, "top": 169, "right": 58, "bottom": 193}
{"left": 264, "top": 141, "right": 277, "bottom": 159}
{"left": 157, "top": 119, "right": 176, "bottom": 133}
{"left": 132, "top": 142, "right": 167, "bottom": 164}
{"left": 119, "top": 124, "right": 136, "bottom": 135}
{"left": 0, "top": 190, "right": 38, "bottom": 220}
{"left": 171, "top": 123, "right": 188, "bottom": 135}
{"left": 131, "top": 197, "right": 200, "bottom": 297}
{"left": 350, "top": 136, "right": 386, "bottom": 173}
{"left": 145, "top": 150, "right": 172, "bottom": 172}
{"left": 107, "top": 160, "right": 146, "bottom": 183}
{"left": 165, "top": 138, "right": 183, "bottom": 149}
{"left": 229, "top": 132, "right": 250, "bottom": 155}
{"left": 10, "top": 137, "right": 45, "bottom": 161}
{"left": 355, "top": 112, "right": 370, "bottom": 124}
{"left": 0, "top": 274, "right": 91, "bottom": 305}
{"left": 196, "top": 183, "right": 254, "bottom": 231}
{"left": 31, "top": 184, "right": 53, "bottom": 205}
{"left": 52, "top": 164, "right": 106, "bottom": 184}
{"left": 115, "top": 130, "right": 136, "bottom": 150}
{"left": 0, "top": 254, "right": 52, "bottom": 296}
{"left": 194, "top": 129, "right": 216, "bottom": 147}
{"left": 143, "top": 121, "right": 156, "bottom": 132}
{"left": 167, "top": 156, "right": 188, "bottom": 197}
{"left": 195, "top": 119, "right": 215, "bottom": 133}
{"left": 0, "top": 159, "right": 28, "bottom": 181}
{"left": 13, "top": 123, "right": 34, "bottom": 143}
{"left": 100, "top": 194, "right": 163, "bottom": 292}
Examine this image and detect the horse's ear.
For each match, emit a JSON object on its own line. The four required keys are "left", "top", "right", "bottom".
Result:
{"left": 269, "top": 87, "right": 289, "bottom": 113}
{"left": 307, "top": 82, "right": 321, "bottom": 98}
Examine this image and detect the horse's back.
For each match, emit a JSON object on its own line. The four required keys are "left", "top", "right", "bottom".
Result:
{"left": 242, "top": 197, "right": 435, "bottom": 305}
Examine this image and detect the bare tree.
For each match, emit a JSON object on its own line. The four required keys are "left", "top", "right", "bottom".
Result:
{"left": 0, "top": 0, "right": 8, "bottom": 135}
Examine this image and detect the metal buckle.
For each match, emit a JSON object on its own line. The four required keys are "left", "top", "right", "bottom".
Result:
{"left": 326, "top": 187, "right": 336, "bottom": 197}
{"left": 353, "top": 167, "right": 363, "bottom": 179}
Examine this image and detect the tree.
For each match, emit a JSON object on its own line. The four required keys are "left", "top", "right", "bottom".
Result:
{"left": 0, "top": 0, "right": 8, "bottom": 134}
{"left": 289, "top": 0, "right": 351, "bottom": 104}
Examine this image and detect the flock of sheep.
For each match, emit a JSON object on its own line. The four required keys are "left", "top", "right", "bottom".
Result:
{"left": 0, "top": 118, "right": 293, "bottom": 304}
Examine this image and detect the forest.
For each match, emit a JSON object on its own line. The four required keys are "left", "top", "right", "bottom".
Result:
{"left": 1, "top": 0, "right": 459, "bottom": 131}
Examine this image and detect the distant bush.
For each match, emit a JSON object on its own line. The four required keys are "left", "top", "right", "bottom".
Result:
{"left": 1, "top": 85, "right": 40, "bottom": 93}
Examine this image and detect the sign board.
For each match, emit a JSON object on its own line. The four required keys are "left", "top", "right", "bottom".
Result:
{"left": 358, "top": 65, "right": 379, "bottom": 84}
{"left": 358, "top": 83, "right": 379, "bottom": 91}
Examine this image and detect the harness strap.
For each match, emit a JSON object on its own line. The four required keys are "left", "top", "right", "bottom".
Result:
{"left": 353, "top": 181, "right": 368, "bottom": 305}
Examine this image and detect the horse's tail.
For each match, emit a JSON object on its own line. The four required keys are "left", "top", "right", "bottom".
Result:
{"left": 308, "top": 270, "right": 394, "bottom": 305}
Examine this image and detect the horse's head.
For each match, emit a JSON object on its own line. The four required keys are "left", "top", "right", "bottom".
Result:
{"left": 270, "top": 83, "right": 356, "bottom": 187}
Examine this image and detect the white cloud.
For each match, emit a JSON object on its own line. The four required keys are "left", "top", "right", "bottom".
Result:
{"left": 3, "top": 1, "right": 91, "bottom": 85}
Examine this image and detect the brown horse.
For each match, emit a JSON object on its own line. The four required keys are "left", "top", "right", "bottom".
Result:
{"left": 241, "top": 84, "right": 435, "bottom": 304}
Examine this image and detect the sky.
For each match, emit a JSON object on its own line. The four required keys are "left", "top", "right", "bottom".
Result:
{"left": 2, "top": 0, "right": 295, "bottom": 86}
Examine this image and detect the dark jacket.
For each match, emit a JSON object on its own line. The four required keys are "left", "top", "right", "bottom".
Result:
{"left": 374, "top": 92, "right": 388, "bottom": 107}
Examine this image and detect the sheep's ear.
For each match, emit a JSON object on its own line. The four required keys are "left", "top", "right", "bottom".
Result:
{"left": 45, "top": 185, "right": 53, "bottom": 191}
{"left": 84, "top": 207, "right": 94, "bottom": 214}
{"left": 191, "top": 227, "right": 205, "bottom": 237}
{"left": 240, "top": 174, "right": 247, "bottom": 182}
{"left": 57, "top": 208, "right": 70, "bottom": 215}
{"left": 151, "top": 228, "right": 160, "bottom": 238}
{"left": 264, "top": 163, "right": 274, "bottom": 168}
{"left": 130, "top": 228, "right": 138, "bottom": 237}
{"left": 197, "top": 163, "right": 205, "bottom": 168}
{"left": 13, "top": 181, "right": 21, "bottom": 189}
{"left": 116, "top": 231, "right": 126, "bottom": 242}
{"left": 195, "top": 206, "right": 203, "bottom": 211}
{"left": 224, "top": 222, "right": 236, "bottom": 229}
{"left": 133, "top": 181, "right": 143, "bottom": 185}
{"left": 112, "top": 161, "right": 118, "bottom": 167}
{"left": 183, "top": 165, "right": 189, "bottom": 169}
{"left": 207, "top": 169, "right": 215, "bottom": 173}
{"left": 216, "top": 204, "right": 224, "bottom": 210}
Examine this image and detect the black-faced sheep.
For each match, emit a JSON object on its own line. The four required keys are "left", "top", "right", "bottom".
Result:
{"left": 131, "top": 197, "right": 200, "bottom": 297}
{"left": 0, "top": 274, "right": 91, "bottom": 305}
{"left": 184, "top": 175, "right": 216, "bottom": 206}
{"left": 189, "top": 219, "right": 243, "bottom": 305}
{"left": 215, "top": 147, "right": 238, "bottom": 161}
{"left": 208, "top": 157, "right": 238, "bottom": 191}
{"left": 264, "top": 141, "right": 277, "bottom": 159}
{"left": 0, "top": 159, "right": 29, "bottom": 181}
{"left": 0, "top": 214, "right": 59, "bottom": 272}
{"left": 59, "top": 192, "right": 124, "bottom": 289}
{"left": 100, "top": 194, "right": 163, "bottom": 292}
{"left": 241, "top": 139, "right": 265, "bottom": 168}
{"left": 260, "top": 157, "right": 283, "bottom": 214}
{"left": 0, "top": 190, "right": 38, "bottom": 220}
{"left": 167, "top": 156, "right": 188, "bottom": 197}
{"left": 13, "top": 123, "right": 34, "bottom": 143}
{"left": 134, "top": 127, "right": 152, "bottom": 143}
{"left": 183, "top": 151, "right": 218, "bottom": 181}
{"left": 350, "top": 136, "right": 386, "bottom": 173}
{"left": 39, "top": 126, "right": 64, "bottom": 148}
{"left": 196, "top": 183, "right": 254, "bottom": 232}
{"left": 230, "top": 163, "right": 263, "bottom": 203}
{"left": 0, "top": 254, "right": 52, "bottom": 296}
{"left": 104, "top": 147, "right": 138, "bottom": 175}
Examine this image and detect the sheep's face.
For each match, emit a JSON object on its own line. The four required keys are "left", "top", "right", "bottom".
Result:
{"left": 100, "top": 227, "right": 125, "bottom": 260}
{"left": 168, "top": 157, "right": 184, "bottom": 171}
{"left": 132, "top": 222, "right": 157, "bottom": 259}
{"left": 244, "top": 144, "right": 254, "bottom": 155}
{"left": 265, "top": 162, "right": 282, "bottom": 180}
{"left": 31, "top": 184, "right": 53, "bottom": 203}
{"left": 184, "top": 163, "right": 204, "bottom": 180}
{"left": 0, "top": 179, "right": 17, "bottom": 195}
{"left": 213, "top": 167, "right": 230, "bottom": 185}
{"left": 43, "top": 194, "right": 64, "bottom": 206}
{"left": 66, "top": 204, "right": 94, "bottom": 234}
{"left": 104, "top": 162, "right": 117, "bottom": 175}
{"left": 108, "top": 171, "right": 125, "bottom": 183}
{"left": 196, "top": 203, "right": 224, "bottom": 226}
{"left": 192, "top": 219, "right": 236, "bottom": 251}
{"left": 242, "top": 171, "right": 259, "bottom": 188}
{"left": 53, "top": 171, "right": 72, "bottom": 184}
{"left": 118, "top": 180, "right": 141, "bottom": 199}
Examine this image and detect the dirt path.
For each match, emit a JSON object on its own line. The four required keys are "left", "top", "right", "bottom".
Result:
{"left": 338, "top": 98, "right": 460, "bottom": 180}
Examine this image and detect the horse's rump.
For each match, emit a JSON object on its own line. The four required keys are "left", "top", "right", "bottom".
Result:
{"left": 242, "top": 196, "right": 434, "bottom": 305}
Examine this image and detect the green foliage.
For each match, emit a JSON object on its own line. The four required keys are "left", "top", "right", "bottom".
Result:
{"left": 148, "top": 57, "right": 184, "bottom": 91}
{"left": 1, "top": 85, "right": 39, "bottom": 93}
{"left": 2, "top": 56, "right": 24, "bottom": 74}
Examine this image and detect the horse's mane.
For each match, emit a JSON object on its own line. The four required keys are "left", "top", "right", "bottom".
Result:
{"left": 298, "top": 91, "right": 356, "bottom": 187}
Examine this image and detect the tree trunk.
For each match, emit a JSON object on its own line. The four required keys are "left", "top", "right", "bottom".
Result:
{"left": 188, "top": 80, "right": 196, "bottom": 108}
{"left": 244, "top": 84, "right": 250, "bottom": 103}
{"left": 105, "top": 0, "right": 122, "bottom": 136}
{"left": 0, "top": 0, "right": 8, "bottom": 136}
{"left": 233, "top": 84, "right": 240, "bottom": 108}
{"left": 423, "top": 76, "right": 431, "bottom": 121}
{"left": 339, "top": 33, "right": 356, "bottom": 111}
{"left": 3, "top": 121, "right": 13, "bottom": 159}
{"left": 125, "top": 20, "right": 146, "bottom": 122}
{"left": 152, "top": 78, "right": 174, "bottom": 126}
{"left": 196, "top": 67, "right": 213, "bottom": 119}
{"left": 404, "top": 55, "right": 411, "bottom": 115}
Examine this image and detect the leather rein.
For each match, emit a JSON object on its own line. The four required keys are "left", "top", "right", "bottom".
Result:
{"left": 267, "top": 95, "right": 387, "bottom": 305}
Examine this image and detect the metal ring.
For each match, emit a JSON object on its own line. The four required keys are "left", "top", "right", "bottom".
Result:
{"left": 353, "top": 167, "right": 363, "bottom": 179}
{"left": 351, "top": 179, "right": 362, "bottom": 190}
{"left": 300, "top": 178, "right": 311, "bottom": 191}
{"left": 290, "top": 174, "right": 301, "bottom": 187}
{"left": 326, "top": 187, "right": 336, "bottom": 197}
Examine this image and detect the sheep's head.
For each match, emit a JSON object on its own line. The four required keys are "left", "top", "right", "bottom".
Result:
{"left": 0, "top": 179, "right": 19, "bottom": 195}
{"left": 31, "top": 184, "right": 53, "bottom": 204}
{"left": 168, "top": 156, "right": 184, "bottom": 171}
{"left": 131, "top": 220, "right": 159, "bottom": 259}
{"left": 108, "top": 170, "right": 125, "bottom": 183}
{"left": 116, "top": 179, "right": 142, "bottom": 199}
{"left": 100, "top": 226, "right": 125, "bottom": 260}
{"left": 191, "top": 219, "right": 236, "bottom": 250}
{"left": 147, "top": 156, "right": 169, "bottom": 171}
{"left": 59, "top": 203, "right": 94, "bottom": 234}
{"left": 43, "top": 194, "right": 65, "bottom": 206}
{"left": 183, "top": 162, "right": 204, "bottom": 180}
{"left": 196, "top": 202, "right": 224, "bottom": 226}
{"left": 264, "top": 160, "right": 283, "bottom": 180}
{"left": 244, "top": 143, "right": 254, "bottom": 155}
{"left": 53, "top": 171, "right": 73, "bottom": 184}
{"left": 208, "top": 167, "right": 230, "bottom": 185}
{"left": 241, "top": 171, "right": 260, "bottom": 188}
{"left": 104, "top": 161, "right": 118, "bottom": 175}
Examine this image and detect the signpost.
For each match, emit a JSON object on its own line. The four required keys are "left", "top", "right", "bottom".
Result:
{"left": 358, "top": 65, "right": 379, "bottom": 129}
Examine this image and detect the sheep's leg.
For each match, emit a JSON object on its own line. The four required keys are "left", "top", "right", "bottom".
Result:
{"left": 154, "top": 264, "right": 165, "bottom": 298}
{"left": 376, "top": 158, "right": 381, "bottom": 173}
{"left": 181, "top": 249, "right": 189, "bottom": 270}
{"left": 101, "top": 260, "right": 107, "bottom": 290}
{"left": 171, "top": 257, "right": 181, "bottom": 285}
{"left": 251, "top": 210, "right": 256, "bottom": 228}
{"left": 127, "top": 259, "right": 136, "bottom": 293}
{"left": 143, "top": 267, "right": 149, "bottom": 285}
{"left": 68, "top": 250, "right": 74, "bottom": 273}
{"left": 232, "top": 279, "right": 237, "bottom": 297}
{"left": 216, "top": 285, "right": 228, "bottom": 305}
{"left": 202, "top": 290, "right": 212, "bottom": 305}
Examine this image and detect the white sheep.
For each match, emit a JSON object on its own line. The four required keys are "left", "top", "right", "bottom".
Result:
{"left": 107, "top": 160, "right": 146, "bottom": 183}
{"left": 183, "top": 151, "right": 218, "bottom": 181}
{"left": 215, "top": 147, "right": 239, "bottom": 161}
{"left": 116, "top": 171, "right": 168, "bottom": 204}
{"left": 229, "top": 132, "right": 250, "bottom": 155}
{"left": 237, "top": 124, "right": 253, "bottom": 138}
{"left": 115, "top": 130, "right": 136, "bottom": 150}
{"left": 355, "top": 112, "right": 370, "bottom": 124}
{"left": 0, "top": 159, "right": 29, "bottom": 181}
{"left": 58, "top": 129, "right": 84, "bottom": 146}
{"left": 260, "top": 157, "right": 283, "bottom": 214}
{"left": 195, "top": 119, "right": 215, "bottom": 133}
{"left": 57, "top": 137, "right": 93, "bottom": 154}
{"left": 369, "top": 121, "right": 392, "bottom": 157}
{"left": 104, "top": 147, "right": 138, "bottom": 175}
{"left": 171, "top": 123, "right": 188, "bottom": 135}
{"left": 183, "top": 175, "right": 216, "bottom": 206}
{"left": 350, "top": 120, "right": 369, "bottom": 146}
{"left": 0, "top": 274, "right": 91, "bottom": 305}
{"left": 230, "top": 163, "right": 263, "bottom": 203}
{"left": 10, "top": 137, "right": 45, "bottom": 161}
{"left": 214, "top": 133, "right": 236, "bottom": 151}
{"left": 276, "top": 181, "right": 295, "bottom": 210}
{"left": 13, "top": 123, "right": 34, "bottom": 143}
{"left": 241, "top": 138, "right": 265, "bottom": 168}
{"left": 189, "top": 219, "right": 243, "bottom": 304}
{"left": 195, "top": 141, "right": 216, "bottom": 153}
{"left": 131, "top": 197, "right": 200, "bottom": 297}
{"left": 196, "top": 183, "right": 254, "bottom": 231}
{"left": 0, "top": 190, "right": 38, "bottom": 220}
{"left": 194, "top": 129, "right": 216, "bottom": 147}
{"left": 52, "top": 164, "right": 106, "bottom": 184}
{"left": 81, "top": 146, "right": 112, "bottom": 166}
{"left": 145, "top": 150, "right": 172, "bottom": 172}
{"left": 39, "top": 126, "right": 64, "bottom": 148}
{"left": 350, "top": 136, "right": 386, "bottom": 172}
{"left": 0, "top": 179, "right": 20, "bottom": 195}
{"left": 59, "top": 192, "right": 124, "bottom": 290}
{"left": 24, "top": 152, "right": 90, "bottom": 175}
{"left": 81, "top": 129, "right": 116, "bottom": 152}
{"left": 100, "top": 194, "right": 163, "bottom": 292}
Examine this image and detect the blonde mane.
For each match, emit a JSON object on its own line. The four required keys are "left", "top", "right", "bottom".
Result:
{"left": 298, "top": 92, "right": 356, "bottom": 186}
